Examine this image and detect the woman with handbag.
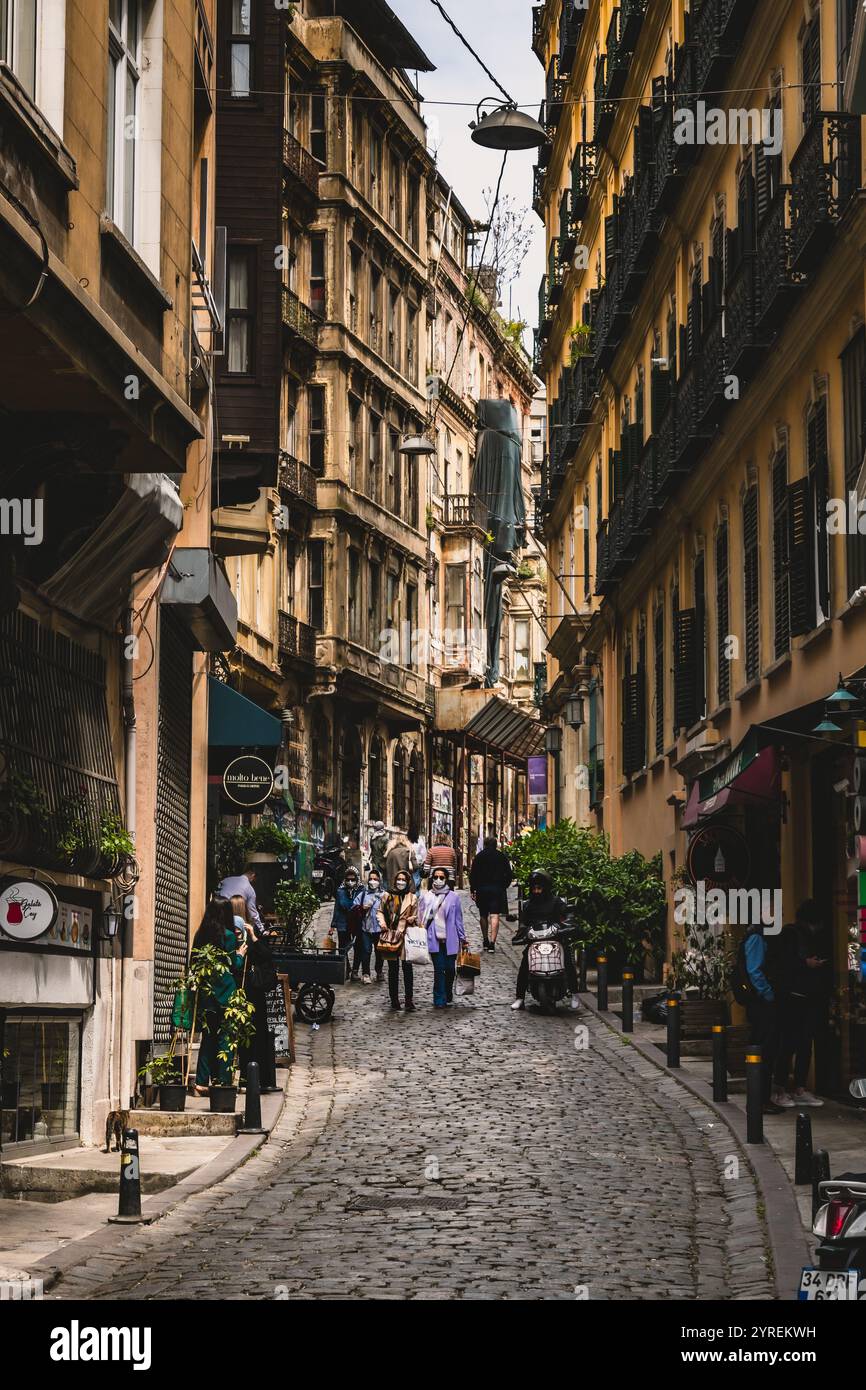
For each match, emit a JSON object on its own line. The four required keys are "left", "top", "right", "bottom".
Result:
{"left": 377, "top": 869, "right": 418, "bottom": 1012}
{"left": 353, "top": 869, "right": 384, "bottom": 984}
{"left": 231, "top": 895, "right": 278, "bottom": 1091}
{"left": 420, "top": 869, "right": 467, "bottom": 1009}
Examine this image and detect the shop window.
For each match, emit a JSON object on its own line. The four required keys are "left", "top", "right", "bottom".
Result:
{"left": 1, "top": 1015, "right": 80, "bottom": 1148}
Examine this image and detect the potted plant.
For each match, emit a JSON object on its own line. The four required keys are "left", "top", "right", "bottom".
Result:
{"left": 668, "top": 921, "right": 731, "bottom": 1046}
{"left": 138, "top": 1051, "right": 186, "bottom": 1112}
{"left": 569, "top": 323, "right": 593, "bottom": 365}
{"left": 0, "top": 771, "right": 50, "bottom": 859}
{"left": 273, "top": 878, "right": 318, "bottom": 951}
{"left": 244, "top": 821, "right": 295, "bottom": 864}
{"left": 211, "top": 988, "right": 256, "bottom": 1113}
{"left": 56, "top": 791, "right": 103, "bottom": 877}
{"left": 97, "top": 813, "right": 136, "bottom": 878}
{"left": 215, "top": 826, "right": 248, "bottom": 882}
{"left": 182, "top": 942, "right": 235, "bottom": 1090}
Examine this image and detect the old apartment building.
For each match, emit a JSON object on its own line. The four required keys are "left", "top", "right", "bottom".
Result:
{"left": 532, "top": 0, "right": 866, "bottom": 1085}
{"left": 0, "top": 0, "right": 232, "bottom": 1147}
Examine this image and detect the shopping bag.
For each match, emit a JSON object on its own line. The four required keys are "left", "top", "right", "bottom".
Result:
{"left": 171, "top": 987, "right": 194, "bottom": 1031}
{"left": 404, "top": 924, "right": 432, "bottom": 966}
{"left": 456, "top": 947, "right": 481, "bottom": 978}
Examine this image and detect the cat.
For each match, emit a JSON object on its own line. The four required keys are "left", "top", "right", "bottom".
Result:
{"left": 103, "top": 1109, "right": 129, "bottom": 1153}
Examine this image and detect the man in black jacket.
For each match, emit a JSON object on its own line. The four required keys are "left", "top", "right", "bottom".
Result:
{"left": 770, "top": 899, "right": 831, "bottom": 1106}
{"left": 511, "top": 869, "right": 580, "bottom": 1010}
{"left": 469, "top": 836, "right": 513, "bottom": 952}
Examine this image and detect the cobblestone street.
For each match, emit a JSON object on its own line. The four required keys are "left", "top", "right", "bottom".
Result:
{"left": 49, "top": 895, "right": 773, "bottom": 1302}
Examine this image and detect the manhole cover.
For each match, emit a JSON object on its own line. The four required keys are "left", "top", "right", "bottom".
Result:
{"left": 347, "top": 1194, "right": 468, "bottom": 1212}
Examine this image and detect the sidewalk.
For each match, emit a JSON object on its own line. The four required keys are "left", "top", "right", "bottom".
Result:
{"left": 0, "top": 1071, "right": 290, "bottom": 1280}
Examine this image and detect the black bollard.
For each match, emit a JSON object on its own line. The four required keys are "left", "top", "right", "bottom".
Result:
{"left": 712, "top": 1024, "right": 728, "bottom": 1102}
{"left": 621, "top": 971, "right": 634, "bottom": 1033}
{"left": 578, "top": 947, "right": 588, "bottom": 994}
{"left": 666, "top": 992, "right": 680, "bottom": 1068}
{"left": 108, "top": 1128, "right": 151, "bottom": 1225}
{"left": 745, "top": 1045, "right": 764, "bottom": 1144}
{"left": 812, "top": 1149, "right": 831, "bottom": 1220}
{"left": 596, "top": 954, "right": 608, "bottom": 1011}
{"left": 795, "top": 1111, "right": 814, "bottom": 1186}
{"left": 239, "top": 1060, "right": 266, "bottom": 1134}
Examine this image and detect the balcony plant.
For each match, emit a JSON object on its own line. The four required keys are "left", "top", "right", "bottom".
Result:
{"left": 137, "top": 1050, "right": 185, "bottom": 1113}
{"left": 98, "top": 813, "right": 136, "bottom": 878}
{"left": 273, "top": 879, "right": 318, "bottom": 952}
{"left": 212, "top": 987, "right": 256, "bottom": 1113}
{"left": 0, "top": 771, "right": 50, "bottom": 859}
{"left": 569, "top": 323, "right": 593, "bottom": 365}
{"left": 56, "top": 791, "right": 102, "bottom": 877}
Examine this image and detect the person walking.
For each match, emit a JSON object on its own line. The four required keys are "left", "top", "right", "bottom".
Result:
{"left": 423, "top": 832, "right": 458, "bottom": 888}
{"left": 353, "top": 868, "right": 384, "bottom": 984}
{"left": 217, "top": 864, "right": 266, "bottom": 936}
{"left": 419, "top": 868, "right": 467, "bottom": 1009}
{"left": 230, "top": 894, "right": 277, "bottom": 1092}
{"left": 385, "top": 830, "right": 415, "bottom": 891}
{"left": 771, "top": 899, "right": 831, "bottom": 1107}
{"left": 743, "top": 918, "right": 787, "bottom": 1113}
{"left": 331, "top": 866, "right": 361, "bottom": 956}
{"left": 377, "top": 869, "right": 418, "bottom": 1012}
{"left": 192, "top": 896, "right": 246, "bottom": 1094}
{"left": 409, "top": 823, "right": 426, "bottom": 893}
{"left": 469, "top": 835, "right": 513, "bottom": 952}
{"left": 369, "top": 821, "right": 389, "bottom": 878}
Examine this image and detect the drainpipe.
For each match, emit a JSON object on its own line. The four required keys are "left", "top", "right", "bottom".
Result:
{"left": 119, "top": 597, "right": 137, "bottom": 1108}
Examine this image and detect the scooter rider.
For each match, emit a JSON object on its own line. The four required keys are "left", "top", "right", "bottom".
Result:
{"left": 511, "top": 869, "right": 580, "bottom": 1011}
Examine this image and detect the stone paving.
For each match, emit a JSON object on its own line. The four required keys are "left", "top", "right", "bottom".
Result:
{"left": 48, "top": 893, "right": 774, "bottom": 1301}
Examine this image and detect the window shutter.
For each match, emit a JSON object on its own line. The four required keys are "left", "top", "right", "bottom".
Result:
{"left": 715, "top": 524, "right": 730, "bottom": 704}
{"left": 802, "top": 16, "right": 821, "bottom": 128}
{"left": 755, "top": 139, "right": 770, "bottom": 226}
{"left": 809, "top": 398, "right": 831, "bottom": 619}
{"left": 788, "top": 476, "right": 815, "bottom": 636}
{"left": 772, "top": 451, "right": 790, "bottom": 657}
{"left": 609, "top": 447, "right": 624, "bottom": 501}
{"left": 651, "top": 365, "right": 671, "bottom": 431}
{"left": 694, "top": 553, "right": 706, "bottom": 719}
{"left": 743, "top": 486, "right": 760, "bottom": 680}
{"left": 674, "top": 607, "right": 698, "bottom": 731}
{"left": 622, "top": 672, "right": 642, "bottom": 777}
{"left": 605, "top": 206, "right": 619, "bottom": 267}
{"left": 654, "top": 602, "right": 665, "bottom": 754}
{"left": 635, "top": 105, "right": 654, "bottom": 181}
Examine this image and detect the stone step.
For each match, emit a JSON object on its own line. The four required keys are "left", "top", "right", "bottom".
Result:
{"left": 129, "top": 1108, "right": 239, "bottom": 1138}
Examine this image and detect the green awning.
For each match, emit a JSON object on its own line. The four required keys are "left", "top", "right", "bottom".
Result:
{"left": 207, "top": 677, "right": 282, "bottom": 748}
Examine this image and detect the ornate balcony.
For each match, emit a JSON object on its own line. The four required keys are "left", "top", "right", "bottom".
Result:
{"left": 533, "top": 329, "right": 546, "bottom": 374}
{"left": 653, "top": 404, "right": 677, "bottom": 499}
{"left": 279, "top": 610, "right": 317, "bottom": 668}
{"left": 559, "top": 189, "right": 578, "bottom": 261}
{"left": 605, "top": 9, "right": 633, "bottom": 101}
{"left": 548, "top": 239, "right": 565, "bottom": 305}
{"left": 546, "top": 56, "right": 566, "bottom": 130}
{"left": 443, "top": 494, "right": 489, "bottom": 530}
{"left": 533, "top": 163, "right": 548, "bottom": 220}
{"left": 572, "top": 354, "right": 598, "bottom": 421}
{"left": 725, "top": 250, "right": 768, "bottom": 382}
{"left": 559, "top": 0, "right": 586, "bottom": 75}
{"left": 756, "top": 186, "right": 805, "bottom": 336}
{"left": 281, "top": 286, "right": 321, "bottom": 348}
{"left": 698, "top": 309, "right": 727, "bottom": 431}
{"left": 570, "top": 141, "right": 596, "bottom": 222}
{"left": 595, "top": 520, "right": 613, "bottom": 595}
{"left": 278, "top": 452, "right": 318, "bottom": 508}
{"left": 719, "top": 0, "right": 755, "bottom": 42}
{"left": 594, "top": 55, "right": 615, "bottom": 149}
{"left": 620, "top": 0, "right": 647, "bottom": 51}
{"left": 594, "top": 261, "right": 631, "bottom": 370}
{"left": 690, "top": 0, "right": 737, "bottom": 97}
{"left": 537, "top": 274, "right": 553, "bottom": 341}
{"left": 790, "top": 111, "right": 862, "bottom": 274}
{"left": 532, "top": 4, "right": 546, "bottom": 63}
{"left": 672, "top": 354, "right": 712, "bottom": 470}
{"left": 653, "top": 104, "right": 688, "bottom": 214}
{"left": 283, "top": 128, "right": 320, "bottom": 200}
{"left": 635, "top": 437, "right": 659, "bottom": 531}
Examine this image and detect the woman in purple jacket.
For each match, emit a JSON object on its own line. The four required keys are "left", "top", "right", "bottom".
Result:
{"left": 419, "top": 868, "right": 467, "bottom": 1008}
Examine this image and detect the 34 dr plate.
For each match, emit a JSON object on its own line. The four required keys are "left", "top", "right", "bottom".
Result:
{"left": 311, "top": 869, "right": 324, "bottom": 879}
{"left": 798, "top": 1268, "right": 861, "bottom": 1300}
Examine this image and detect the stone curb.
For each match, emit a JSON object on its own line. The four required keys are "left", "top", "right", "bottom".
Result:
{"left": 578, "top": 991, "right": 812, "bottom": 1300}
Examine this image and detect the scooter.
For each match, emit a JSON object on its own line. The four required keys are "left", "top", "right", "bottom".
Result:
{"left": 805, "top": 1078, "right": 866, "bottom": 1299}
{"left": 311, "top": 843, "right": 346, "bottom": 901}
{"left": 517, "top": 915, "right": 579, "bottom": 1015}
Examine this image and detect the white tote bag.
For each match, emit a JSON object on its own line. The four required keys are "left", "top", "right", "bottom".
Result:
{"left": 404, "top": 923, "right": 432, "bottom": 967}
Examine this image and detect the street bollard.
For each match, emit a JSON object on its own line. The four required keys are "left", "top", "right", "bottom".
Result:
{"left": 795, "top": 1111, "right": 814, "bottom": 1186}
{"left": 621, "top": 971, "right": 634, "bottom": 1033}
{"left": 812, "top": 1149, "right": 831, "bottom": 1221}
{"left": 239, "top": 1060, "right": 266, "bottom": 1135}
{"left": 666, "top": 992, "right": 680, "bottom": 1068}
{"left": 596, "top": 954, "right": 608, "bottom": 1011}
{"left": 711, "top": 1024, "right": 728, "bottom": 1102}
{"left": 745, "top": 1046, "right": 764, "bottom": 1144}
{"left": 108, "top": 1128, "right": 151, "bottom": 1225}
{"left": 578, "top": 947, "right": 587, "bottom": 994}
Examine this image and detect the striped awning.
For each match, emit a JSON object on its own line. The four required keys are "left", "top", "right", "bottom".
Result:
{"left": 463, "top": 695, "right": 546, "bottom": 759}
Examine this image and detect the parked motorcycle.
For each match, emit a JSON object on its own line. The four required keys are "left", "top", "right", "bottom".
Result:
{"left": 311, "top": 842, "right": 346, "bottom": 902}
{"left": 805, "top": 1078, "right": 866, "bottom": 1299}
{"left": 515, "top": 914, "right": 579, "bottom": 1015}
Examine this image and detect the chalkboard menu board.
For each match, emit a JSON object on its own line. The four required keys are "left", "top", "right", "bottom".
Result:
{"left": 266, "top": 974, "right": 294, "bottom": 1062}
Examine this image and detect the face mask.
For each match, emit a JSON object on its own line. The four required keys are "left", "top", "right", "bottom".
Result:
{"left": 432, "top": 877, "right": 447, "bottom": 891}
{"left": 368, "top": 880, "right": 380, "bottom": 891}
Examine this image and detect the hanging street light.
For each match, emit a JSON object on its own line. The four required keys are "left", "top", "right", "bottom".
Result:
{"left": 564, "top": 691, "right": 585, "bottom": 729}
{"left": 399, "top": 433, "right": 436, "bottom": 456}
{"left": 470, "top": 101, "right": 548, "bottom": 152}
{"left": 825, "top": 674, "right": 859, "bottom": 714}
{"left": 545, "top": 723, "right": 563, "bottom": 756}
{"left": 102, "top": 901, "right": 123, "bottom": 939}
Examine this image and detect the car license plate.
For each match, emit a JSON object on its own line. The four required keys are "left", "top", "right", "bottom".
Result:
{"left": 312, "top": 869, "right": 324, "bottom": 879}
{"left": 798, "top": 1268, "right": 860, "bottom": 1300}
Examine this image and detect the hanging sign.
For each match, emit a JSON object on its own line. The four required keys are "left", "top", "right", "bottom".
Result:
{"left": 686, "top": 824, "right": 751, "bottom": 890}
{"left": 0, "top": 879, "right": 59, "bottom": 942}
{"left": 223, "top": 755, "right": 275, "bottom": 808}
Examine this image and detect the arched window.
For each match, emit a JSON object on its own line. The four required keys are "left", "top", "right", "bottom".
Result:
{"left": 368, "top": 735, "right": 385, "bottom": 823}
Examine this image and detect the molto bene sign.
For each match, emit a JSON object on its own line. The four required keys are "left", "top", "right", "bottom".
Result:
{"left": 0, "top": 879, "right": 59, "bottom": 942}
{"left": 223, "top": 755, "right": 275, "bottom": 808}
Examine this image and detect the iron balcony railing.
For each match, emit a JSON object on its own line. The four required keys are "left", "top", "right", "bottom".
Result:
{"left": 697, "top": 307, "right": 727, "bottom": 431}
{"left": 533, "top": 163, "right": 547, "bottom": 220}
{"left": 789, "top": 111, "right": 862, "bottom": 274}
{"left": 548, "top": 239, "right": 565, "bottom": 305}
{"left": 278, "top": 452, "right": 318, "bottom": 507}
{"left": 281, "top": 285, "right": 322, "bottom": 347}
{"left": 620, "top": 0, "right": 648, "bottom": 51}
{"left": 283, "top": 128, "right": 320, "bottom": 198}
{"left": 755, "top": 185, "right": 805, "bottom": 336}
{"left": 443, "top": 494, "right": 489, "bottom": 530}
{"left": 279, "top": 610, "right": 317, "bottom": 666}
{"left": 546, "top": 56, "right": 565, "bottom": 129}
{"left": 532, "top": 4, "right": 546, "bottom": 62}
{"left": 725, "top": 249, "right": 767, "bottom": 383}
{"left": 559, "top": 0, "right": 586, "bottom": 75}
{"left": 594, "top": 54, "right": 615, "bottom": 149}
{"left": 672, "top": 352, "right": 711, "bottom": 471}
{"left": 559, "top": 189, "right": 578, "bottom": 261}
{"left": 571, "top": 141, "right": 596, "bottom": 221}
{"left": 690, "top": 0, "right": 737, "bottom": 97}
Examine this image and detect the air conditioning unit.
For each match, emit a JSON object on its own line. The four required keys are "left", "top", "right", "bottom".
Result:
{"left": 844, "top": 1, "right": 866, "bottom": 113}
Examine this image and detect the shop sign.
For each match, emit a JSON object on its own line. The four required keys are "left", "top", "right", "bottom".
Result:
{"left": 0, "top": 879, "right": 59, "bottom": 942}
{"left": 223, "top": 755, "right": 274, "bottom": 808}
{"left": 686, "top": 824, "right": 751, "bottom": 890}
{"left": 528, "top": 755, "right": 547, "bottom": 805}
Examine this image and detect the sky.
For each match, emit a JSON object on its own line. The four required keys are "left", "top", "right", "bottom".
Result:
{"left": 388, "top": 0, "right": 545, "bottom": 338}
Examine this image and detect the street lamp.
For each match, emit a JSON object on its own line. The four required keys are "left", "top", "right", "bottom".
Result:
{"left": 812, "top": 673, "right": 866, "bottom": 734}
{"left": 544, "top": 724, "right": 563, "bottom": 755}
{"left": 102, "top": 901, "right": 122, "bottom": 939}
{"left": 399, "top": 433, "right": 436, "bottom": 457}
{"left": 469, "top": 101, "right": 548, "bottom": 152}
{"left": 564, "top": 691, "right": 585, "bottom": 729}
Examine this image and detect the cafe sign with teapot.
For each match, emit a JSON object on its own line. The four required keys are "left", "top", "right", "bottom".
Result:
{"left": 0, "top": 878, "right": 59, "bottom": 942}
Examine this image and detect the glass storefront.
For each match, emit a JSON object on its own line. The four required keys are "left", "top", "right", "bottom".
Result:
{"left": 0, "top": 1014, "right": 81, "bottom": 1149}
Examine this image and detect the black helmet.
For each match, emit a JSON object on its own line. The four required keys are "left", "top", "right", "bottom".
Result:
{"left": 528, "top": 869, "right": 553, "bottom": 895}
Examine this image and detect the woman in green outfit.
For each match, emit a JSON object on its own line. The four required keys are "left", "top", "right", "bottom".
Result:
{"left": 193, "top": 896, "right": 246, "bottom": 1093}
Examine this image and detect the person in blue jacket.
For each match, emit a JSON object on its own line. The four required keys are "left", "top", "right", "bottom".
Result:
{"left": 331, "top": 866, "right": 361, "bottom": 955}
{"left": 192, "top": 896, "right": 246, "bottom": 1094}
{"left": 744, "top": 918, "right": 788, "bottom": 1114}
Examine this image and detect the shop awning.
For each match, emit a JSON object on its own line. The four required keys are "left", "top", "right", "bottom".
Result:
{"left": 463, "top": 695, "right": 546, "bottom": 759}
{"left": 683, "top": 731, "right": 780, "bottom": 828}
{"left": 207, "top": 677, "right": 282, "bottom": 747}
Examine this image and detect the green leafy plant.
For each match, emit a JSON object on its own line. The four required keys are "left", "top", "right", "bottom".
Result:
{"left": 273, "top": 879, "right": 318, "bottom": 951}
{"left": 137, "top": 1053, "right": 182, "bottom": 1087}
{"left": 425, "top": 504, "right": 437, "bottom": 534}
{"left": 502, "top": 318, "right": 527, "bottom": 347}
{"left": 56, "top": 792, "right": 88, "bottom": 863}
{"left": 508, "top": 821, "right": 666, "bottom": 969}
{"left": 244, "top": 822, "right": 295, "bottom": 857}
{"left": 668, "top": 922, "right": 733, "bottom": 1002}
{"left": 517, "top": 559, "right": 535, "bottom": 580}
{"left": 217, "top": 988, "right": 257, "bottom": 1084}
{"left": 3, "top": 772, "right": 49, "bottom": 826}
{"left": 99, "top": 813, "right": 135, "bottom": 862}
{"left": 182, "top": 943, "right": 234, "bottom": 1085}
{"left": 569, "top": 323, "right": 593, "bottom": 365}
{"left": 216, "top": 827, "right": 248, "bottom": 880}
